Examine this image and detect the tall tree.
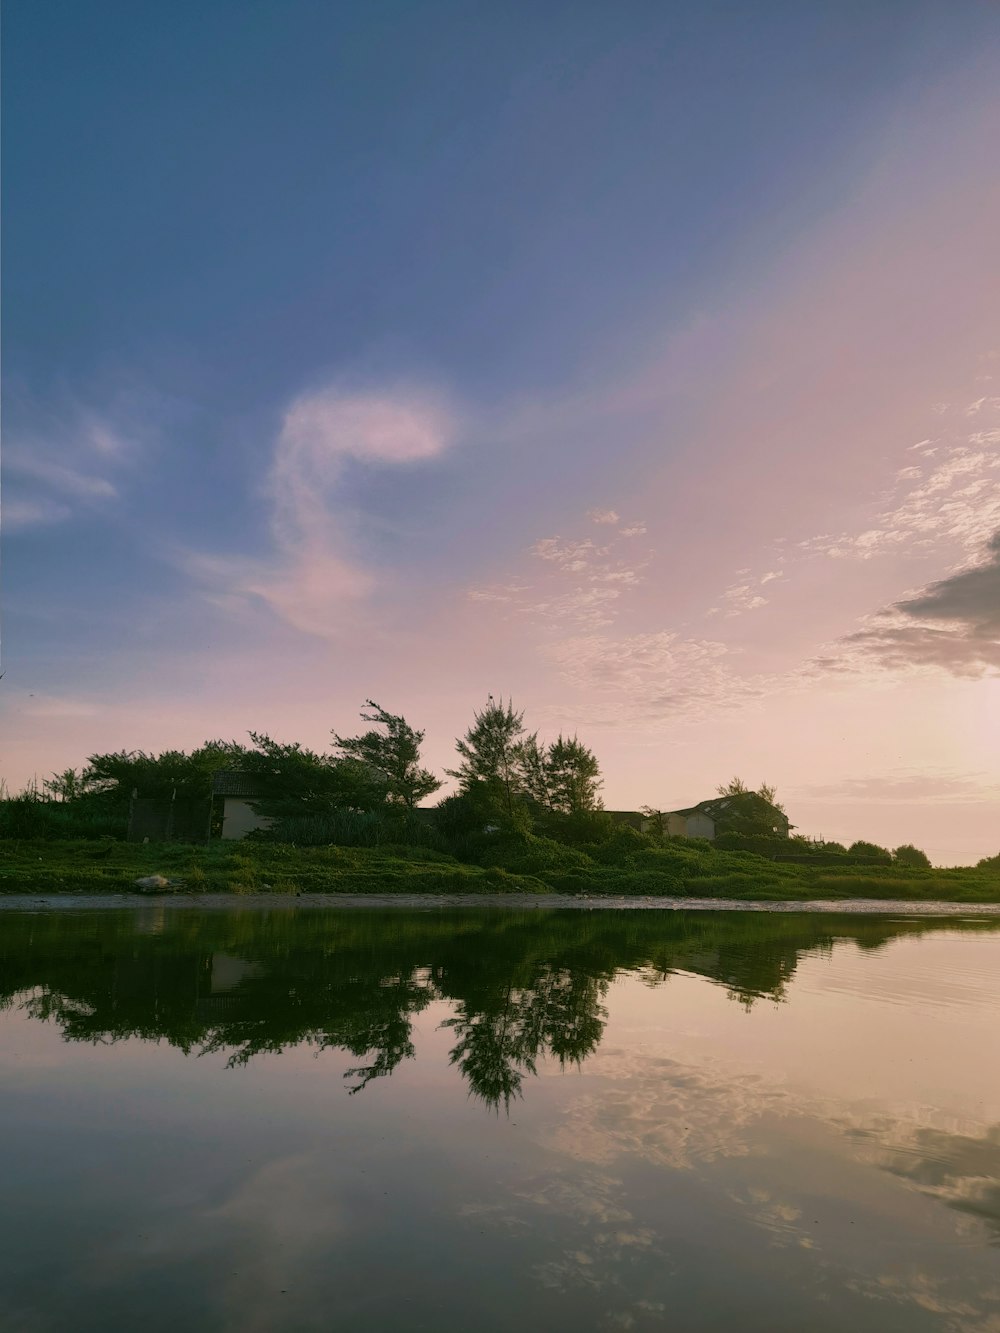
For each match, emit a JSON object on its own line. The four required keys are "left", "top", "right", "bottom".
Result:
{"left": 514, "top": 733, "right": 551, "bottom": 807}
{"left": 332, "top": 702, "right": 441, "bottom": 808}
{"left": 544, "top": 735, "right": 603, "bottom": 815}
{"left": 448, "top": 696, "right": 526, "bottom": 816}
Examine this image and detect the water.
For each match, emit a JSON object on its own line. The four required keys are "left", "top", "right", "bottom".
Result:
{"left": 1, "top": 906, "right": 998, "bottom": 1332}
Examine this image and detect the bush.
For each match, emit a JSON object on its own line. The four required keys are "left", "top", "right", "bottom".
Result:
{"left": 250, "top": 807, "right": 445, "bottom": 850}
{"left": 455, "top": 830, "right": 595, "bottom": 876}
{"left": 432, "top": 789, "right": 532, "bottom": 838}
{"left": 581, "top": 825, "right": 652, "bottom": 868}
{"left": 715, "top": 832, "right": 798, "bottom": 859}
{"left": 847, "top": 840, "right": 893, "bottom": 865}
{"left": 893, "top": 844, "right": 931, "bottom": 868}
{"left": 533, "top": 807, "right": 615, "bottom": 845}
{"left": 0, "top": 796, "right": 125, "bottom": 841}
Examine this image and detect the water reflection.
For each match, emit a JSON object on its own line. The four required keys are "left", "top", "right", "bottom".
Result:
{"left": 2, "top": 908, "right": 997, "bottom": 1111}
{"left": 3, "top": 907, "right": 1000, "bottom": 1332}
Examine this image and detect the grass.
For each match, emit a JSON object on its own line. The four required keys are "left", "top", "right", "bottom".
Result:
{"left": 1, "top": 836, "right": 998, "bottom": 901}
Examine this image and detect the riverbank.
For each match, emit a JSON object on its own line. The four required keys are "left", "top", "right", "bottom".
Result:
{"left": 4, "top": 892, "right": 1000, "bottom": 914}
{"left": 2, "top": 838, "right": 998, "bottom": 902}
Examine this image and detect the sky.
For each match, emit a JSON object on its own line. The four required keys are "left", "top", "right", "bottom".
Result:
{"left": 2, "top": 1, "right": 999, "bottom": 865}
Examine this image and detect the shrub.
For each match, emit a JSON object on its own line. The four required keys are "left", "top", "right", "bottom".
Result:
{"left": 0, "top": 796, "right": 125, "bottom": 841}
{"left": 893, "top": 844, "right": 931, "bottom": 868}
{"left": 250, "top": 807, "right": 445, "bottom": 850}
{"left": 581, "top": 825, "right": 652, "bottom": 868}
{"left": 455, "top": 830, "right": 594, "bottom": 876}
{"left": 847, "top": 840, "right": 893, "bottom": 865}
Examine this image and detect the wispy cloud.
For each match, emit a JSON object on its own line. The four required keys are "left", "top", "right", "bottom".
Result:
{"left": 587, "top": 508, "right": 620, "bottom": 525}
{"left": 547, "top": 631, "right": 768, "bottom": 723}
{"left": 3, "top": 498, "right": 73, "bottom": 531}
{"left": 801, "top": 401, "right": 1000, "bottom": 563}
{"left": 796, "top": 771, "right": 1000, "bottom": 805}
{"left": 185, "top": 386, "right": 456, "bottom": 637}
{"left": 471, "top": 513, "right": 649, "bottom": 632}
{"left": 4, "top": 409, "right": 136, "bottom": 529}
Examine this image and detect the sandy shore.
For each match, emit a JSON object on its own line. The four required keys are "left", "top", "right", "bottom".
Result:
{"left": 1, "top": 892, "right": 999, "bottom": 915}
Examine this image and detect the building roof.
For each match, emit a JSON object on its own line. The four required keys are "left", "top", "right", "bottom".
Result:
{"left": 669, "top": 794, "right": 790, "bottom": 828}
{"left": 211, "top": 770, "right": 266, "bottom": 798}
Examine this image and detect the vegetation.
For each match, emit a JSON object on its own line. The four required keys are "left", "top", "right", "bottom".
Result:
{"left": 0, "top": 833, "right": 998, "bottom": 901}
{"left": 332, "top": 701, "right": 441, "bottom": 808}
{"left": 1, "top": 697, "right": 996, "bottom": 900}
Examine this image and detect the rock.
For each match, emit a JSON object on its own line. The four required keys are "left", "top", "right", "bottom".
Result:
{"left": 133, "top": 875, "right": 182, "bottom": 894}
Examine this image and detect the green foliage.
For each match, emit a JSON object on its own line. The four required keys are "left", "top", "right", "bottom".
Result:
{"left": 433, "top": 783, "right": 532, "bottom": 837}
{"left": 893, "top": 844, "right": 931, "bottom": 868}
{"left": 250, "top": 807, "right": 445, "bottom": 851}
{"left": 0, "top": 794, "right": 125, "bottom": 840}
{"left": 0, "top": 835, "right": 997, "bottom": 901}
{"left": 513, "top": 733, "right": 551, "bottom": 806}
{"left": 582, "top": 824, "right": 651, "bottom": 868}
{"left": 536, "top": 807, "right": 615, "bottom": 845}
{"left": 715, "top": 832, "right": 799, "bottom": 857}
{"left": 709, "top": 791, "right": 790, "bottom": 836}
{"left": 42, "top": 769, "right": 91, "bottom": 802}
{"left": 456, "top": 829, "right": 595, "bottom": 876}
{"left": 243, "top": 733, "right": 387, "bottom": 819}
{"left": 717, "top": 777, "right": 785, "bottom": 813}
{"left": 448, "top": 696, "right": 526, "bottom": 816}
{"left": 84, "top": 739, "right": 250, "bottom": 806}
{"left": 847, "top": 840, "right": 893, "bottom": 865}
{"left": 543, "top": 734, "right": 603, "bottom": 815}
{"left": 332, "top": 701, "right": 441, "bottom": 808}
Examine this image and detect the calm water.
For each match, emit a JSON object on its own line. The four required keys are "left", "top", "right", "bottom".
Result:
{"left": 1, "top": 908, "right": 998, "bottom": 1333}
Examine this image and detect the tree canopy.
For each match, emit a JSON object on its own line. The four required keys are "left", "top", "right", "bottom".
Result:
{"left": 332, "top": 702, "right": 441, "bottom": 808}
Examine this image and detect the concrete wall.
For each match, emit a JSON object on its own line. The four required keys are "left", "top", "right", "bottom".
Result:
{"left": 685, "top": 813, "right": 715, "bottom": 840}
{"left": 665, "top": 812, "right": 716, "bottom": 840}
{"left": 220, "top": 798, "right": 273, "bottom": 841}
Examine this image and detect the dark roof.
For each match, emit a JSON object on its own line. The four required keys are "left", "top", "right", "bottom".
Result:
{"left": 670, "top": 795, "right": 790, "bottom": 825}
{"left": 607, "top": 810, "right": 645, "bottom": 829}
{"left": 211, "top": 771, "right": 266, "bottom": 798}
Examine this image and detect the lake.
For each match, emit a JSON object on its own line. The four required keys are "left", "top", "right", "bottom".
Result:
{"left": 1, "top": 905, "right": 998, "bottom": 1332}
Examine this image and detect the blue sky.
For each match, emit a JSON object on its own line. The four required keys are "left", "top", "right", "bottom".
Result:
{"left": 3, "top": 2, "right": 1000, "bottom": 862}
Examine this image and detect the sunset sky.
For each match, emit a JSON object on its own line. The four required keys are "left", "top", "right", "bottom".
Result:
{"left": 3, "top": 2, "right": 999, "bottom": 864}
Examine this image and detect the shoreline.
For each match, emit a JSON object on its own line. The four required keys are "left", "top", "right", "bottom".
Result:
{"left": 3, "top": 892, "right": 1000, "bottom": 915}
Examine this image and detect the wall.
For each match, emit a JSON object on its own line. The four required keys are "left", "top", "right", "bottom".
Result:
{"left": 220, "top": 798, "right": 273, "bottom": 841}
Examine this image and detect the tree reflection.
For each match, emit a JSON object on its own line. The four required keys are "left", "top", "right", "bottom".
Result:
{"left": 2, "top": 909, "right": 997, "bottom": 1112}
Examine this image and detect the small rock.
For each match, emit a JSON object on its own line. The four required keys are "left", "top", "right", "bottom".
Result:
{"left": 133, "top": 875, "right": 183, "bottom": 894}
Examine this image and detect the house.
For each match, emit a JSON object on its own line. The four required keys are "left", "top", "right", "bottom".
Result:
{"left": 211, "top": 771, "right": 273, "bottom": 840}
{"left": 663, "top": 794, "right": 791, "bottom": 841}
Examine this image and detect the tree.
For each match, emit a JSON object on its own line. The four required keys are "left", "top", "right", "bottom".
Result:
{"left": 514, "top": 733, "right": 551, "bottom": 807}
{"left": 83, "top": 740, "right": 251, "bottom": 808}
{"left": 42, "top": 769, "right": 89, "bottom": 802}
{"left": 447, "top": 696, "right": 526, "bottom": 816}
{"left": 718, "top": 777, "right": 785, "bottom": 812}
{"left": 893, "top": 844, "right": 931, "bottom": 868}
{"left": 544, "top": 734, "right": 603, "bottom": 816}
{"left": 243, "top": 733, "right": 386, "bottom": 818}
{"left": 333, "top": 702, "right": 441, "bottom": 808}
